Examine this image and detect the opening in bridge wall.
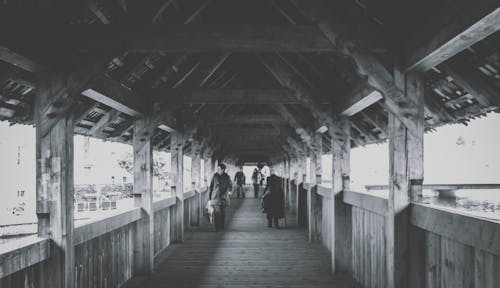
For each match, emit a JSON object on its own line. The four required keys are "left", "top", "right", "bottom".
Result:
{"left": 0, "top": 122, "right": 36, "bottom": 244}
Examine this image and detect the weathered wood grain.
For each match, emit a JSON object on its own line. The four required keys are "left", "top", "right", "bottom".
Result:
{"left": 124, "top": 192, "right": 352, "bottom": 288}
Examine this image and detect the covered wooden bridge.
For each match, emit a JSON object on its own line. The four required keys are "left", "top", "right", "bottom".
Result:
{"left": 1, "top": 0, "right": 499, "bottom": 287}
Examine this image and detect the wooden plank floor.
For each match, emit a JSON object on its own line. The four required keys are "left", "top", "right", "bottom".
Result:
{"left": 124, "top": 188, "right": 354, "bottom": 288}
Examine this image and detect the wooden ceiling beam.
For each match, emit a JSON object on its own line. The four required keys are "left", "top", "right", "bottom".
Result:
{"left": 199, "top": 52, "right": 231, "bottom": 87}
{"left": 210, "top": 114, "right": 285, "bottom": 125}
{"left": 339, "top": 81, "right": 383, "bottom": 116}
{"left": 83, "top": 26, "right": 335, "bottom": 52}
{"left": 404, "top": 4, "right": 500, "bottom": 72}
{"left": 0, "top": 46, "right": 46, "bottom": 73}
{"left": 153, "top": 89, "right": 328, "bottom": 104}
{"left": 82, "top": 75, "right": 144, "bottom": 117}
{"left": 258, "top": 54, "right": 330, "bottom": 125}
{"left": 294, "top": 0, "right": 420, "bottom": 136}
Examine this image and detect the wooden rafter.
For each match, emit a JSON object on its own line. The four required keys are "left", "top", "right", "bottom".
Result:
{"left": 293, "top": 0, "right": 420, "bottom": 136}
{"left": 152, "top": 89, "right": 327, "bottom": 104}
{"left": 404, "top": 5, "right": 500, "bottom": 72}
{"left": 73, "top": 26, "right": 335, "bottom": 52}
{"left": 440, "top": 59, "right": 500, "bottom": 107}
{"left": 82, "top": 75, "right": 144, "bottom": 117}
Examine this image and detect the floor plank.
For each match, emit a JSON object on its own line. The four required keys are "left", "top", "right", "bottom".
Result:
{"left": 123, "top": 189, "right": 354, "bottom": 288}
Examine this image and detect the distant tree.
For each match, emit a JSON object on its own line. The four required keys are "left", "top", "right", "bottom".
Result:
{"left": 117, "top": 151, "right": 170, "bottom": 180}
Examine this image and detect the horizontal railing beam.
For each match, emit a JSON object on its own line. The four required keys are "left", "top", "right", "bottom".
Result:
{"left": 411, "top": 203, "right": 500, "bottom": 255}
{"left": 0, "top": 236, "right": 50, "bottom": 278}
{"left": 343, "top": 190, "right": 389, "bottom": 216}
{"left": 74, "top": 208, "right": 142, "bottom": 245}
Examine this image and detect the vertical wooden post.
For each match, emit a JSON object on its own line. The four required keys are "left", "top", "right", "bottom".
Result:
{"left": 171, "top": 132, "right": 184, "bottom": 242}
{"left": 132, "top": 117, "right": 154, "bottom": 275}
{"left": 290, "top": 159, "right": 298, "bottom": 215}
{"left": 386, "top": 71, "right": 425, "bottom": 288}
{"left": 308, "top": 133, "right": 323, "bottom": 243}
{"left": 191, "top": 140, "right": 201, "bottom": 226}
{"left": 35, "top": 73, "right": 75, "bottom": 288}
{"left": 330, "top": 116, "right": 351, "bottom": 274}
{"left": 204, "top": 154, "right": 211, "bottom": 187}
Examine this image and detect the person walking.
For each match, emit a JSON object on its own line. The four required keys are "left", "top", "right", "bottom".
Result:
{"left": 251, "top": 168, "right": 260, "bottom": 198}
{"left": 262, "top": 169, "right": 285, "bottom": 229}
{"left": 208, "top": 163, "right": 233, "bottom": 231}
{"left": 234, "top": 166, "right": 246, "bottom": 198}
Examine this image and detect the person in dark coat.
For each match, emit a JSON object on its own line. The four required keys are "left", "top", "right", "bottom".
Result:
{"left": 251, "top": 168, "right": 260, "bottom": 198}
{"left": 209, "top": 163, "right": 233, "bottom": 231}
{"left": 262, "top": 169, "right": 285, "bottom": 228}
{"left": 234, "top": 166, "right": 246, "bottom": 198}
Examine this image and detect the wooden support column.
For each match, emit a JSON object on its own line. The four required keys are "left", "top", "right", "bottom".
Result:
{"left": 171, "top": 132, "right": 184, "bottom": 242}
{"left": 289, "top": 159, "right": 298, "bottom": 215}
{"left": 204, "top": 154, "right": 212, "bottom": 186}
{"left": 287, "top": 158, "right": 291, "bottom": 209}
{"left": 385, "top": 71, "right": 425, "bottom": 288}
{"left": 191, "top": 140, "right": 201, "bottom": 226}
{"left": 35, "top": 72, "right": 75, "bottom": 287}
{"left": 308, "top": 133, "right": 323, "bottom": 243}
{"left": 132, "top": 117, "right": 154, "bottom": 275}
{"left": 330, "top": 116, "right": 351, "bottom": 274}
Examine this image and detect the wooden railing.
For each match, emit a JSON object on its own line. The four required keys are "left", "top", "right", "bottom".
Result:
{"left": 0, "top": 187, "right": 208, "bottom": 287}
{"left": 366, "top": 183, "right": 500, "bottom": 191}
{"left": 303, "top": 183, "right": 500, "bottom": 288}
{"left": 410, "top": 203, "right": 500, "bottom": 287}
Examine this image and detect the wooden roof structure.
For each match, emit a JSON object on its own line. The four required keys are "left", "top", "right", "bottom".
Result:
{"left": 1, "top": 0, "right": 499, "bottom": 164}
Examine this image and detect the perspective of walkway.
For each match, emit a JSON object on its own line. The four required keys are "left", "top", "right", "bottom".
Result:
{"left": 124, "top": 188, "right": 352, "bottom": 288}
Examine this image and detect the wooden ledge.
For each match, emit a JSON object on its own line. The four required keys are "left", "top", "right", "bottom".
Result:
{"left": 153, "top": 197, "right": 176, "bottom": 212}
{"left": 316, "top": 185, "right": 332, "bottom": 199}
{"left": 0, "top": 235, "right": 50, "bottom": 278}
{"left": 343, "top": 190, "right": 389, "bottom": 216}
{"left": 411, "top": 203, "right": 500, "bottom": 256}
{"left": 74, "top": 208, "right": 141, "bottom": 246}
{"left": 183, "top": 190, "right": 196, "bottom": 199}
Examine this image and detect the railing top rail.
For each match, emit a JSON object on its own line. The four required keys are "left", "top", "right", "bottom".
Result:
{"left": 366, "top": 183, "right": 500, "bottom": 191}
{"left": 74, "top": 207, "right": 141, "bottom": 245}
{"left": 343, "top": 190, "right": 389, "bottom": 216}
{"left": 0, "top": 235, "right": 50, "bottom": 278}
{"left": 412, "top": 203, "right": 500, "bottom": 255}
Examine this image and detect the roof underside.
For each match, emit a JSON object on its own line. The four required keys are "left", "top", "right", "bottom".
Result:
{"left": 0, "top": 0, "right": 499, "bottom": 164}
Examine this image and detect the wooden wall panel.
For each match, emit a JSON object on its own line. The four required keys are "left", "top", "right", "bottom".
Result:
{"left": 0, "top": 260, "right": 50, "bottom": 288}
{"left": 351, "top": 206, "right": 386, "bottom": 288}
{"left": 422, "top": 230, "right": 500, "bottom": 288}
{"left": 154, "top": 207, "right": 171, "bottom": 256}
{"left": 74, "top": 222, "right": 135, "bottom": 288}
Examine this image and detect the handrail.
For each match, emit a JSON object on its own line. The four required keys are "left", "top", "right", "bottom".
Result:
{"left": 343, "top": 190, "right": 389, "bottom": 216}
{"left": 183, "top": 189, "right": 196, "bottom": 199}
{"left": 153, "top": 196, "right": 176, "bottom": 212}
{"left": 366, "top": 183, "right": 500, "bottom": 191}
{"left": 0, "top": 235, "right": 50, "bottom": 278}
{"left": 316, "top": 185, "right": 332, "bottom": 199}
{"left": 411, "top": 203, "right": 500, "bottom": 255}
{"left": 74, "top": 207, "right": 142, "bottom": 245}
